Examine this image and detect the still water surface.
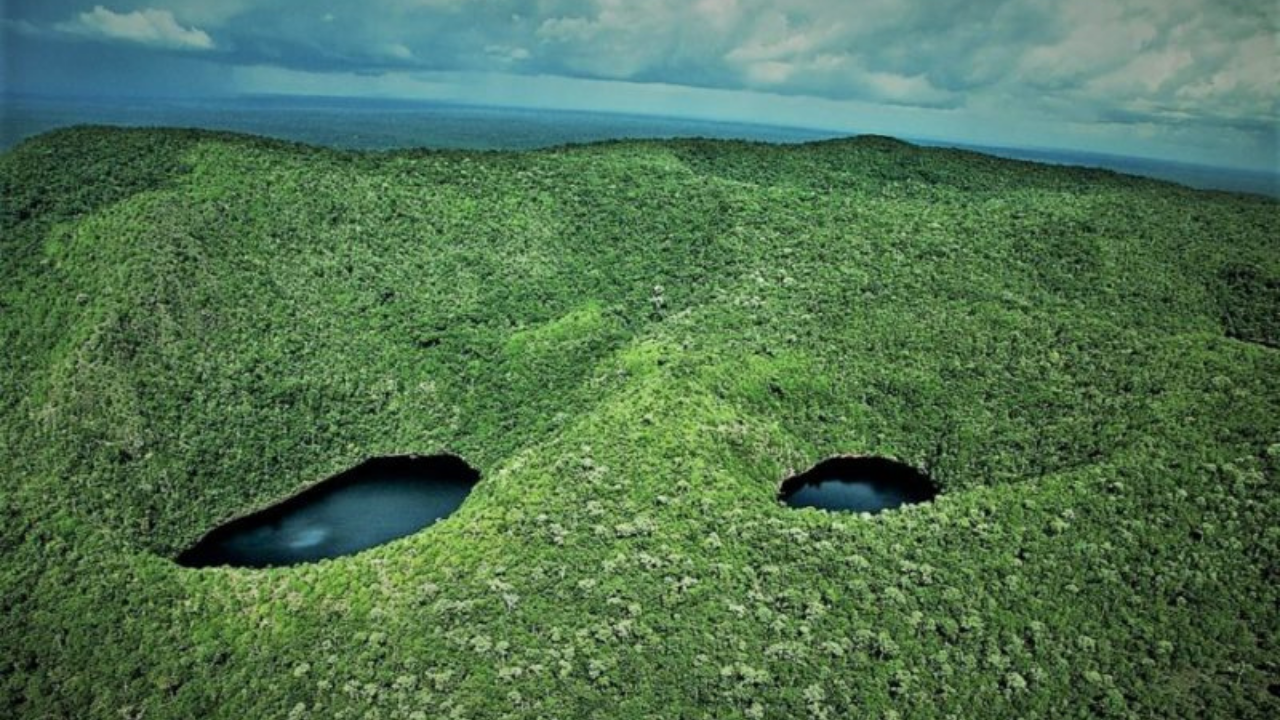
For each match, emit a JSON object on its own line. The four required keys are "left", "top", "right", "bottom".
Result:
{"left": 178, "top": 455, "right": 478, "bottom": 568}
{"left": 779, "top": 456, "right": 936, "bottom": 514}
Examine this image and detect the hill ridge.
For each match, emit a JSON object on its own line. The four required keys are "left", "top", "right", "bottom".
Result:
{"left": 1, "top": 126, "right": 1277, "bottom": 719}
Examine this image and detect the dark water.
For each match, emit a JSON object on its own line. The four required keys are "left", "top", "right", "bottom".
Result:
{"left": 177, "top": 455, "right": 479, "bottom": 568}
{"left": 779, "top": 457, "right": 936, "bottom": 514}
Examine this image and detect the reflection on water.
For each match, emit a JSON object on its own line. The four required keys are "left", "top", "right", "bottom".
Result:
{"left": 178, "top": 455, "right": 479, "bottom": 568}
{"left": 779, "top": 456, "right": 936, "bottom": 514}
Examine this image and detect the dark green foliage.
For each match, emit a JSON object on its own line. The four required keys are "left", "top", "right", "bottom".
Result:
{"left": 1218, "top": 263, "right": 1280, "bottom": 348}
{"left": 1, "top": 127, "right": 1277, "bottom": 719}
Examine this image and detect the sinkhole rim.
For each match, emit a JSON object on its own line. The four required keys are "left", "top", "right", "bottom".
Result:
{"left": 174, "top": 452, "right": 481, "bottom": 569}
{"left": 776, "top": 454, "right": 939, "bottom": 514}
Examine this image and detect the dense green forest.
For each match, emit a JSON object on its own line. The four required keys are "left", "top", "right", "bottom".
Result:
{"left": 1, "top": 126, "right": 1277, "bottom": 719}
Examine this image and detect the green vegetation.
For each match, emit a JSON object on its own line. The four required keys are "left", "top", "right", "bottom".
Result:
{"left": 2, "top": 126, "right": 1278, "bottom": 719}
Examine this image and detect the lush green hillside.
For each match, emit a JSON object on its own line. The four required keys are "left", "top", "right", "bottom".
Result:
{"left": 2, "top": 126, "right": 1277, "bottom": 719}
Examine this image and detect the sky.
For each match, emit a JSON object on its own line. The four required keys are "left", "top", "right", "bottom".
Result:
{"left": 2, "top": 0, "right": 1277, "bottom": 171}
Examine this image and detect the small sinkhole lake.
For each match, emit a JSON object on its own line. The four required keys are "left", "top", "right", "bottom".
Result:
{"left": 177, "top": 455, "right": 479, "bottom": 569}
{"left": 778, "top": 456, "right": 937, "bottom": 514}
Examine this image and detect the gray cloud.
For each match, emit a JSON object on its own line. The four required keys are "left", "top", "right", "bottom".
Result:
{"left": 191, "top": 1, "right": 1276, "bottom": 118}
{"left": 26, "top": 1, "right": 1275, "bottom": 115}
{"left": 6, "top": 1, "right": 1277, "bottom": 166}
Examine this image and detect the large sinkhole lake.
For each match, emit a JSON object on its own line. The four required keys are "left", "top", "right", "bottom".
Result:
{"left": 177, "top": 455, "right": 479, "bottom": 568}
{"left": 778, "top": 456, "right": 938, "bottom": 514}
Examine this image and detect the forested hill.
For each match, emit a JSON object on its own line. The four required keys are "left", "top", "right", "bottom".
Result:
{"left": 2, "top": 126, "right": 1277, "bottom": 719}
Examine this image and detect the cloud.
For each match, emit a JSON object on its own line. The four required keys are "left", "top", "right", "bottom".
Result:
{"left": 56, "top": 5, "right": 214, "bottom": 51}
{"left": 484, "top": 44, "right": 530, "bottom": 63}
{"left": 9, "top": 0, "right": 1276, "bottom": 167}
{"left": 1, "top": 17, "right": 47, "bottom": 37}
{"left": 36, "top": 0, "right": 1263, "bottom": 127}
{"left": 381, "top": 43, "right": 415, "bottom": 61}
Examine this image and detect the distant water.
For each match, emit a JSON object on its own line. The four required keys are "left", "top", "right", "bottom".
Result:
{"left": 3, "top": 94, "right": 1275, "bottom": 197}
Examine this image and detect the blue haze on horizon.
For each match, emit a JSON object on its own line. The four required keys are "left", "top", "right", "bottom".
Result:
{"left": 5, "top": 94, "right": 1275, "bottom": 197}
{"left": 2, "top": 1, "right": 1277, "bottom": 175}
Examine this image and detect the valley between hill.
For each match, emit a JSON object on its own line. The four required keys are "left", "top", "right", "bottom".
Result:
{"left": 2, "top": 127, "right": 1277, "bottom": 718}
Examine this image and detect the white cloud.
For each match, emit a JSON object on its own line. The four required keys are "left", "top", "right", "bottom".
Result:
{"left": 56, "top": 5, "right": 215, "bottom": 51}
{"left": 382, "top": 43, "right": 415, "bottom": 61}
{"left": 485, "top": 45, "right": 531, "bottom": 63}
{"left": 1015, "top": 2, "right": 1160, "bottom": 88}
{"left": 694, "top": 0, "right": 741, "bottom": 31}
{"left": 18, "top": 0, "right": 1275, "bottom": 168}
{"left": 862, "top": 70, "right": 951, "bottom": 105}
{"left": 725, "top": 22, "right": 829, "bottom": 64}
{"left": 536, "top": 16, "right": 597, "bottom": 43}
{"left": 744, "top": 60, "right": 794, "bottom": 85}
{"left": 157, "top": 0, "right": 252, "bottom": 28}
{"left": 535, "top": 5, "right": 693, "bottom": 79}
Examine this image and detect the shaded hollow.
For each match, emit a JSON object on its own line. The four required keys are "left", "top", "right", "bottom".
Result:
{"left": 177, "top": 454, "right": 479, "bottom": 568}
{"left": 778, "top": 456, "right": 937, "bottom": 514}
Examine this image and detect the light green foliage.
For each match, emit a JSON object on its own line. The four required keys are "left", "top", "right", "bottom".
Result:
{"left": 1, "top": 127, "right": 1278, "bottom": 719}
